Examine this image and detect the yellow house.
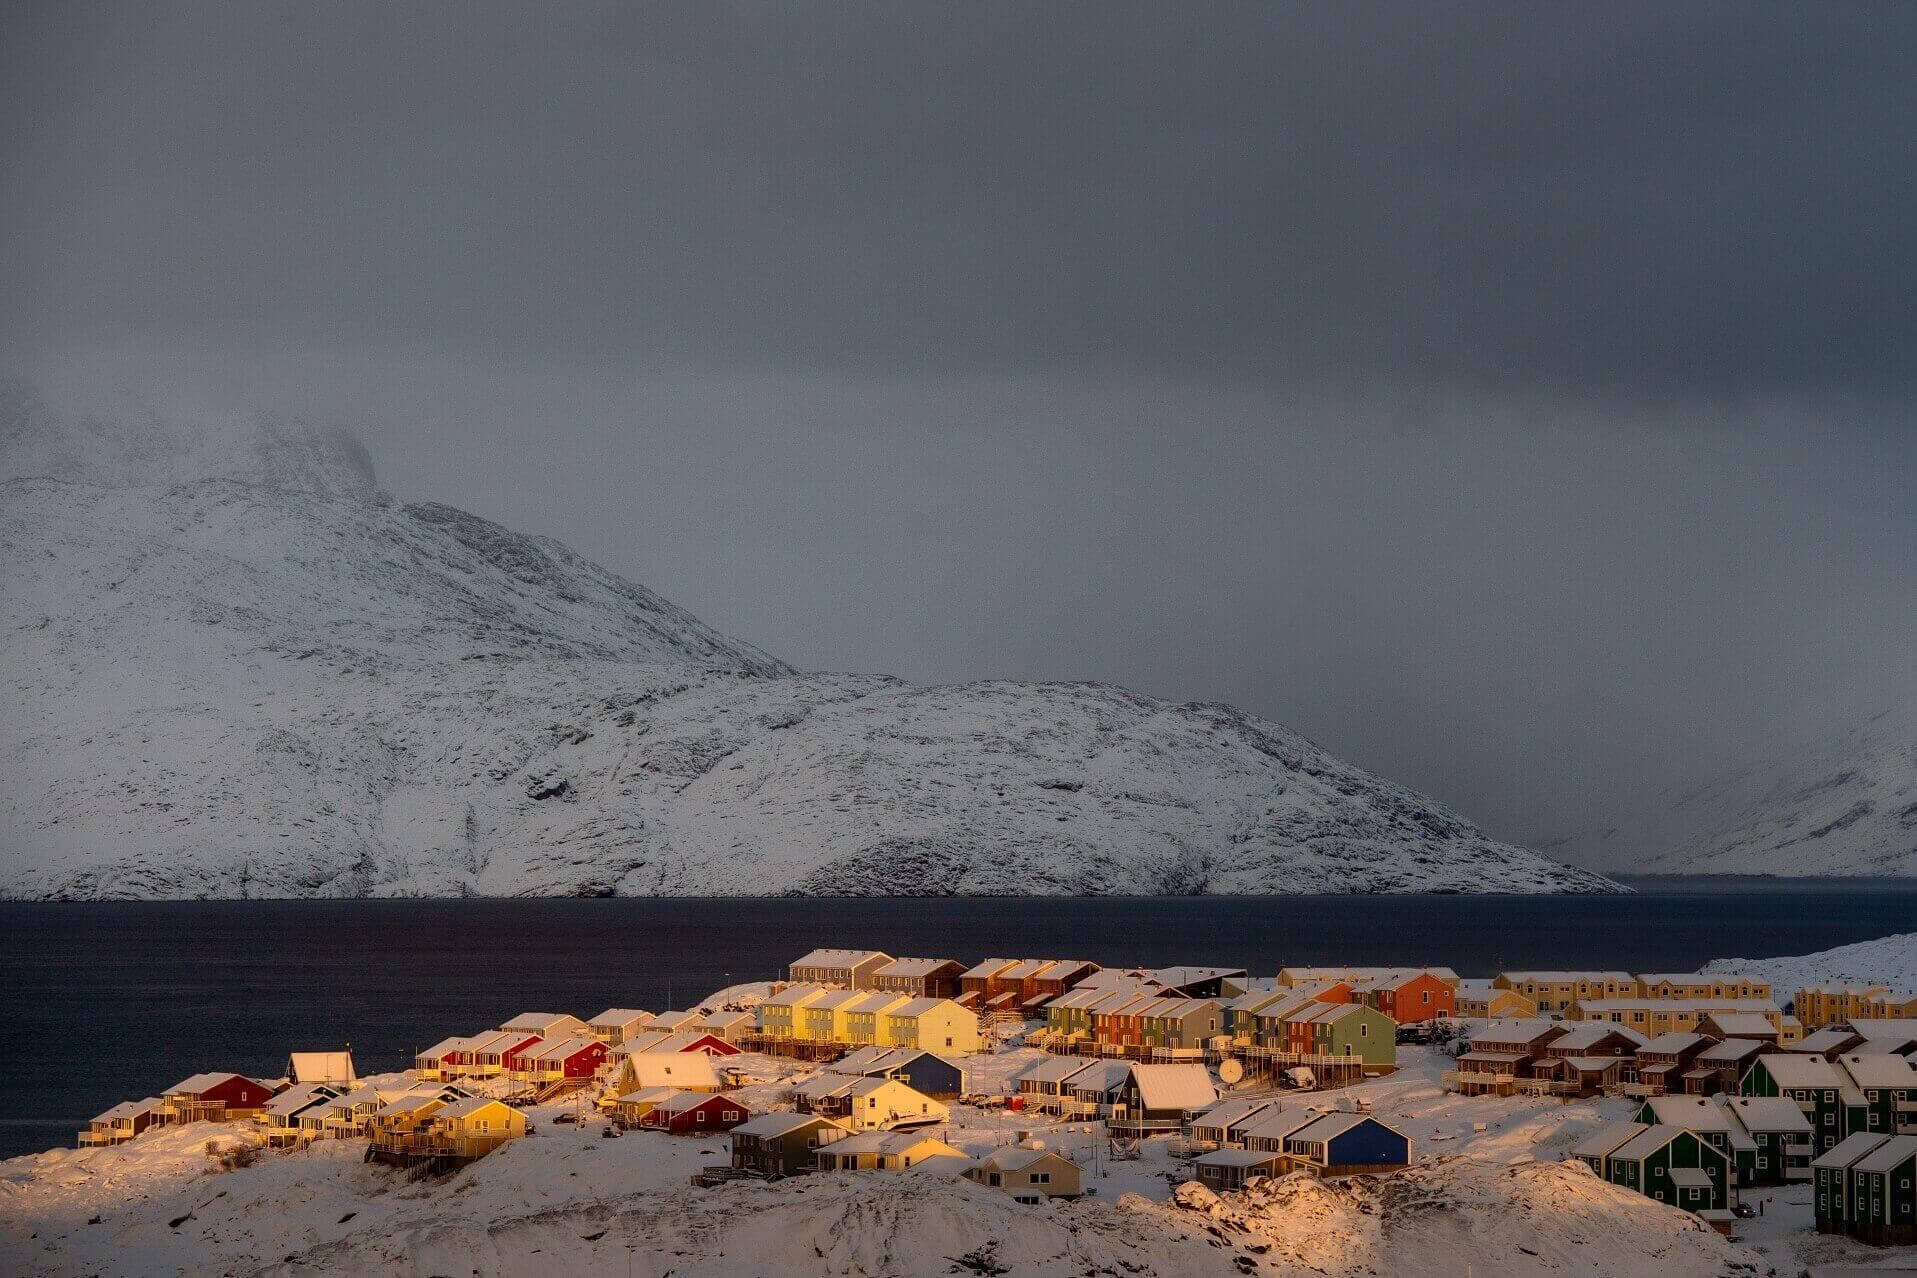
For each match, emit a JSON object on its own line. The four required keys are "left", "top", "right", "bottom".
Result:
{"left": 838, "top": 992, "right": 911, "bottom": 1045}
{"left": 843, "top": 1076, "right": 950, "bottom": 1131}
{"left": 1492, "top": 972, "right": 1636, "bottom": 1014}
{"left": 426, "top": 1097, "right": 526, "bottom": 1159}
{"left": 802, "top": 989, "right": 865, "bottom": 1041}
{"left": 881, "top": 998, "right": 980, "bottom": 1054}
{"left": 759, "top": 985, "right": 833, "bottom": 1038}
{"left": 1455, "top": 980, "right": 1537, "bottom": 1020}
{"left": 814, "top": 1129, "right": 969, "bottom": 1172}
{"left": 1634, "top": 973, "right": 1772, "bottom": 1002}
{"left": 967, "top": 1143, "right": 1084, "bottom": 1201}
{"left": 1564, "top": 998, "right": 1788, "bottom": 1038}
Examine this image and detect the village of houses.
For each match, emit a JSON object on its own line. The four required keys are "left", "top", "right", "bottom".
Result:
{"left": 55, "top": 947, "right": 1917, "bottom": 1271}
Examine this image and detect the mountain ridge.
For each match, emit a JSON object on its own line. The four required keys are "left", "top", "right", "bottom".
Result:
{"left": 0, "top": 382, "right": 1620, "bottom": 898}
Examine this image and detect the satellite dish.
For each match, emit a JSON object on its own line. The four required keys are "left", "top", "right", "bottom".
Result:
{"left": 1218, "top": 1059, "right": 1244, "bottom": 1085}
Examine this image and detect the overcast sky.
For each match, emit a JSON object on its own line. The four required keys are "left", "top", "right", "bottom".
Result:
{"left": 4, "top": 3, "right": 1913, "bottom": 864}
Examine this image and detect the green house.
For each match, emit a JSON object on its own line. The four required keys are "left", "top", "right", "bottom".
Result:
{"left": 1850, "top": 1134, "right": 1917, "bottom": 1246}
{"left": 1605, "top": 1125, "right": 1733, "bottom": 1214}
{"left": 1741, "top": 1055, "right": 1852, "bottom": 1155}
{"left": 1635, "top": 1094, "right": 1816, "bottom": 1186}
{"left": 1304, "top": 1003, "right": 1397, "bottom": 1070}
{"left": 1834, "top": 1053, "right": 1917, "bottom": 1139}
{"left": 1813, "top": 1131, "right": 1891, "bottom": 1236}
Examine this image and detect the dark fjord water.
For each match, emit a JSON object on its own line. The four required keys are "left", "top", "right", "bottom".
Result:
{"left": 3, "top": 883, "right": 1912, "bottom": 1160}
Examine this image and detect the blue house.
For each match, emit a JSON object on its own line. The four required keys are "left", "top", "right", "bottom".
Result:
{"left": 828, "top": 1047, "right": 967, "bottom": 1099}
{"left": 1282, "top": 1112, "right": 1411, "bottom": 1175}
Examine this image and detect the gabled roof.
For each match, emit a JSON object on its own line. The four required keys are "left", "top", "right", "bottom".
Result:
{"left": 1636, "top": 1032, "right": 1711, "bottom": 1056}
{"left": 885, "top": 997, "right": 954, "bottom": 1018}
{"left": 654, "top": 1089, "right": 736, "bottom": 1116}
{"left": 1191, "top": 1097, "right": 1278, "bottom": 1131}
{"left": 1790, "top": 1028, "right": 1863, "bottom": 1053}
{"left": 1611, "top": 1124, "right": 1707, "bottom": 1164}
{"left": 1497, "top": 970, "right": 1632, "bottom": 982}
{"left": 876, "top": 956, "right": 961, "bottom": 978}
{"left": 734, "top": 1111, "right": 843, "bottom": 1139}
{"left": 92, "top": 1097, "right": 165, "bottom": 1123}
{"left": 1284, "top": 1111, "right": 1397, "bottom": 1147}
{"left": 1751, "top": 1054, "right": 1842, "bottom": 1088}
{"left": 1812, "top": 1131, "right": 1891, "bottom": 1170}
{"left": 265, "top": 1084, "right": 338, "bottom": 1118}
{"left": 839, "top": 992, "right": 910, "bottom": 1016}
{"left": 613, "top": 1085, "right": 678, "bottom": 1104}
{"left": 1018, "top": 1055, "right": 1095, "bottom": 1086}
{"left": 1470, "top": 1019, "right": 1565, "bottom": 1047}
{"left": 417, "top": 1036, "right": 473, "bottom": 1060}
{"left": 975, "top": 1143, "right": 1075, "bottom": 1173}
{"left": 285, "top": 1051, "right": 356, "bottom": 1083}
{"left": 960, "top": 958, "right": 1018, "bottom": 980}
{"left": 167, "top": 1071, "right": 254, "bottom": 1096}
{"left": 500, "top": 1012, "right": 584, "bottom": 1035}
{"left": 1700, "top": 1013, "right": 1778, "bottom": 1037}
{"left": 436, "top": 1095, "right": 510, "bottom": 1121}
{"left": 1570, "top": 1121, "right": 1647, "bottom": 1160}
{"left": 793, "top": 948, "right": 891, "bottom": 970}
{"left": 1837, "top": 1052, "right": 1917, "bottom": 1088}
{"left": 1063, "top": 1060, "right": 1131, "bottom": 1094}
{"left": 1639, "top": 1096, "right": 1754, "bottom": 1150}
{"left": 1695, "top": 1038, "right": 1765, "bottom": 1064}
{"left": 806, "top": 989, "right": 867, "bottom": 1012}
{"left": 1723, "top": 1095, "right": 1813, "bottom": 1134}
{"left": 1550, "top": 1023, "right": 1646, "bottom": 1051}
{"left": 825, "top": 1128, "right": 950, "bottom": 1156}
{"left": 1853, "top": 1134, "right": 1917, "bottom": 1174}
{"left": 1126, "top": 1063, "right": 1215, "bottom": 1112}
{"left": 590, "top": 1008, "right": 653, "bottom": 1029}
{"left": 1241, "top": 1109, "right": 1323, "bottom": 1146}
{"left": 764, "top": 984, "right": 832, "bottom": 1008}
{"left": 1666, "top": 1167, "right": 1714, "bottom": 1190}
{"left": 621, "top": 1053, "right": 720, "bottom": 1089}
{"left": 526, "top": 1035, "right": 601, "bottom": 1063}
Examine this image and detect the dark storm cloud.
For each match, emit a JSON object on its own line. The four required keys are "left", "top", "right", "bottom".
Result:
{"left": 2, "top": 4, "right": 1913, "bottom": 865}
{"left": 4, "top": 2, "right": 1914, "bottom": 392}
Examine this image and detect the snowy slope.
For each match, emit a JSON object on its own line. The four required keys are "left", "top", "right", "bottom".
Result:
{"left": 1705, "top": 932, "right": 1917, "bottom": 994}
{"left": 0, "top": 381, "right": 1617, "bottom": 898}
{"left": 1583, "top": 704, "right": 1917, "bottom": 878}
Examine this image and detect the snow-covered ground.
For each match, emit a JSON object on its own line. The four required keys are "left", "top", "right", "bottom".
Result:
{"left": 15, "top": 1039, "right": 1905, "bottom": 1277}
{"left": 0, "top": 382, "right": 1616, "bottom": 899}
{"left": 1706, "top": 931, "right": 1917, "bottom": 993}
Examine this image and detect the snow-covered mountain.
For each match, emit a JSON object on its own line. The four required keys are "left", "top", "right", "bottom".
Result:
{"left": 1570, "top": 704, "right": 1916, "bottom": 878}
{"left": 0, "top": 380, "right": 1617, "bottom": 898}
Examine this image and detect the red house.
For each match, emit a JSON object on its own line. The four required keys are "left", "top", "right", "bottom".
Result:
{"left": 164, "top": 1072, "right": 276, "bottom": 1123}
{"left": 519, "top": 1035, "right": 610, "bottom": 1079}
{"left": 619, "top": 1029, "right": 743, "bottom": 1058}
{"left": 1357, "top": 971, "right": 1456, "bottom": 1024}
{"left": 638, "top": 1089, "right": 753, "bottom": 1133}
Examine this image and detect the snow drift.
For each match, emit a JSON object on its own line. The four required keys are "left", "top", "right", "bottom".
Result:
{"left": 0, "top": 380, "right": 1618, "bottom": 898}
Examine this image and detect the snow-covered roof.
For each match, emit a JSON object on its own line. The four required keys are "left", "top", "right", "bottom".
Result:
{"left": 1063, "top": 1060, "right": 1131, "bottom": 1094}
{"left": 654, "top": 1089, "right": 730, "bottom": 1115}
{"left": 1241, "top": 1110, "right": 1322, "bottom": 1146}
{"left": 436, "top": 1095, "right": 508, "bottom": 1121}
{"left": 1700, "top": 1013, "right": 1777, "bottom": 1037}
{"left": 792, "top": 948, "right": 890, "bottom": 970}
{"left": 501, "top": 1012, "right": 583, "bottom": 1034}
{"left": 1722, "top": 1095, "right": 1812, "bottom": 1134}
{"left": 1639, "top": 1097, "right": 1753, "bottom": 1150}
{"left": 1610, "top": 1124, "right": 1692, "bottom": 1163}
{"left": 1498, "top": 971, "right": 1632, "bottom": 982}
{"left": 1126, "top": 1063, "right": 1215, "bottom": 1112}
{"left": 1470, "top": 1019, "right": 1563, "bottom": 1047}
{"left": 764, "top": 984, "right": 831, "bottom": 1008}
{"left": 167, "top": 1072, "right": 250, "bottom": 1096}
{"left": 1636, "top": 1032, "right": 1711, "bottom": 1055}
{"left": 622, "top": 1053, "right": 719, "bottom": 1089}
{"left": 1190, "top": 1098, "right": 1277, "bottom": 1132}
{"left": 884, "top": 997, "right": 952, "bottom": 1018}
{"left": 1812, "top": 1131, "right": 1890, "bottom": 1170}
{"left": 1837, "top": 1052, "right": 1917, "bottom": 1088}
{"left": 876, "top": 956, "right": 959, "bottom": 979}
{"left": 265, "top": 1084, "right": 336, "bottom": 1118}
{"left": 1194, "top": 1148, "right": 1282, "bottom": 1168}
{"left": 1550, "top": 1023, "right": 1646, "bottom": 1051}
{"left": 806, "top": 989, "right": 867, "bottom": 1012}
{"left": 960, "top": 958, "right": 1017, "bottom": 980}
{"left": 1558, "top": 1056, "right": 1630, "bottom": 1072}
{"left": 1753, "top": 1055, "right": 1841, "bottom": 1087}
{"left": 92, "top": 1097, "right": 164, "bottom": 1123}
{"left": 417, "top": 1036, "right": 472, "bottom": 1060}
{"left": 613, "top": 1086, "right": 677, "bottom": 1104}
{"left": 733, "top": 1112, "right": 838, "bottom": 1139}
{"left": 285, "top": 1051, "right": 355, "bottom": 1083}
{"left": 1570, "top": 1121, "right": 1648, "bottom": 1160}
{"left": 1854, "top": 1134, "right": 1917, "bottom": 1174}
{"left": 590, "top": 1008, "right": 653, "bottom": 1029}
{"left": 1695, "top": 1038, "right": 1764, "bottom": 1063}
{"left": 527, "top": 1035, "right": 600, "bottom": 1063}
{"left": 1666, "top": 1167, "right": 1714, "bottom": 1190}
{"left": 975, "top": 1143, "right": 1072, "bottom": 1173}
{"left": 840, "top": 992, "right": 909, "bottom": 1015}
{"left": 1285, "top": 1112, "right": 1388, "bottom": 1146}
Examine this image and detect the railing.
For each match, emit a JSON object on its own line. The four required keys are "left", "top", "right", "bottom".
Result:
{"left": 1619, "top": 1082, "right": 1666, "bottom": 1098}
{"left": 369, "top": 1131, "right": 517, "bottom": 1161}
